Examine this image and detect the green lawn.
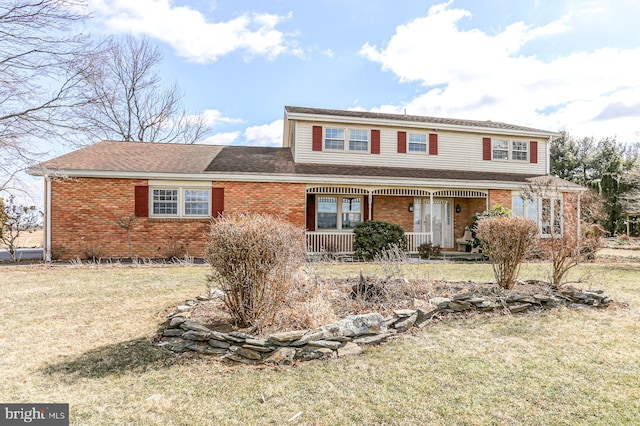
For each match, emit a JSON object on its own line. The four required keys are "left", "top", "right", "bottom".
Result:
{"left": 1, "top": 262, "right": 639, "bottom": 425}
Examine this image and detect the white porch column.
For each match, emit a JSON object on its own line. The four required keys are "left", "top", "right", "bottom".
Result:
{"left": 429, "top": 192, "right": 434, "bottom": 244}
{"left": 368, "top": 191, "right": 372, "bottom": 220}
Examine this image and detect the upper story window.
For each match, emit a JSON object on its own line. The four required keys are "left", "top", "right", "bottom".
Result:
{"left": 325, "top": 128, "right": 345, "bottom": 150}
{"left": 408, "top": 134, "right": 427, "bottom": 153}
{"left": 317, "top": 196, "right": 362, "bottom": 230}
{"left": 492, "top": 139, "right": 509, "bottom": 160}
{"left": 151, "top": 187, "right": 211, "bottom": 218}
{"left": 493, "top": 139, "right": 528, "bottom": 161}
{"left": 512, "top": 141, "right": 528, "bottom": 161}
{"left": 324, "top": 127, "right": 369, "bottom": 152}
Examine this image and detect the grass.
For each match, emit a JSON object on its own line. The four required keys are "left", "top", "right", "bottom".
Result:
{"left": 1, "top": 261, "right": 639, "bottom": 425}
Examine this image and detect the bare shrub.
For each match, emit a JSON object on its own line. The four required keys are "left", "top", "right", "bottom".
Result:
{"left": 206, "top": 213, "right": 305, "bottom": 331}
{"left": 477, "top": 216, "right": 539, "bottom": 289}
{"left": 272, "top": 269, "right": 337, "bottom": 330}
{"left": 523, "top": 179, "right": 605, "bottom": 286}
{"left": 83, "top": 241, "right": 102, "bottom": 262}
{"left": 164, "top": 236, "right": 186, "bottom": 259}
{"left": 114, "top": 214, "right": 135, "bottom": 259}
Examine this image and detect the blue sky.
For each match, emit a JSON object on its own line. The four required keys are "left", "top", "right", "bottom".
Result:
{"left": 80, "top": 0, "right": 640, "bottom": 149}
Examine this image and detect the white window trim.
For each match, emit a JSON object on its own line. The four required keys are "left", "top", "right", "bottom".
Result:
{"left": 150, "top": 187, "right": 212, "bottom": 218}
{"left": 316, "top": 195, "right": 363, "bottom": 231}
{"left": 492, "top": 139, "right": 529, "bottom": 162}
{"left": 512, "top": 193, "right": 563, "bottom": 237}
{"left": 407, "top": 132, "right": 428, "bottom": 154}
{"left": 323, "top": 127, "right": 370, "bottom": 153}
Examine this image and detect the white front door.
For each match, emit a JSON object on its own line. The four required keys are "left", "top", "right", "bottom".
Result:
{"left": 413, "top": 198, "right": 454, "bottom": 248}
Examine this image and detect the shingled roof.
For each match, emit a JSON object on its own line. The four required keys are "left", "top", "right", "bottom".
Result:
{"left": 285, "top": 106, "right": 558, "bottom": 135}
{"left": 33, "top": 140, "right": 223, "bottom": 174}
{"left": 29, "top": 140, "right": 578, "bottom": 189}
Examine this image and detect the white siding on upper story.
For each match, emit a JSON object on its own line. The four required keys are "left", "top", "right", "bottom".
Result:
{"left": 292, "top": 120, "right": 549, "bottom": 175}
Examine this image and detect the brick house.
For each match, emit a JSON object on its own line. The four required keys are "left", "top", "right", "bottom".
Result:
{"left": 29, "top": 106, "right": 583, "bottom": 260}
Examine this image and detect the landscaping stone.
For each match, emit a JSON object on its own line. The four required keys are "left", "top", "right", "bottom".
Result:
{"left": 181, "top": 330, "right": 211, "bottom": 341}
{"left": 353, "top": 334, "right": 390, "bottom": 345}
{"left": 180, "top": 320, "right": 212, "bottom": 333}
{"left": 242, "top": 344, "right": 276, "bottom": 353}
{"left": 159, "top": 285, "right": 615, "bottom": 365}
{"left": 162, "top": 328, "right": 184, "bottom": 337}
{"left": 169, "top": 317, "right": 187, "bottom": 327}
{"left": 234, "top": 347, "right": 262, "bottom": 360}
{"left": 393, "top": 311, "right": 418, "bottom": 332}
{"left": 268, "top": 330, "right": 308, "bottom": 343}
{"left": 264, "top": 347, "right": 296, "bottom": 365}
{"left": 307, "top": 340, "right": 342, "bottom": 350}
{"left": 337, "top": 342, "right": 362, "bottom": 358}
{"left": 208, "top": 339, "right": 230, "bottom": 349}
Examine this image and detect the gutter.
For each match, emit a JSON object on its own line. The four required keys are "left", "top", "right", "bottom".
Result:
{"left": 27, "top": 168, "right": 553, "bottom": 191}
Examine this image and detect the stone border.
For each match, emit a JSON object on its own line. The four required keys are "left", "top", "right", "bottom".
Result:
{"left": 156, "top": 286, "right": 613, "bottom": 365}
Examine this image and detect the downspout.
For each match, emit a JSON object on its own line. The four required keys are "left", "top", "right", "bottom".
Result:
{"left": 45, "top": 176, "right": 52, "bottom": 262}
{"left": 547, "top": 136, "right": 552, "bottom": 175}
{"left": 577, "top": 191, "right": 582, "bottom": 243}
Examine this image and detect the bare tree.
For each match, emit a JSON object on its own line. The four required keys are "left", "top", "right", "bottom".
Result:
{"left": 75, "top": 35, "right": 209, "bottom": 144}
{"left": 0, "top": 194, "right": 42, "bottom": 261}
{"left": 0, "top": 0, "right": 91, "bottom": 192}
{"left": 521, "top": 177, "right": 604, "bottom": 286}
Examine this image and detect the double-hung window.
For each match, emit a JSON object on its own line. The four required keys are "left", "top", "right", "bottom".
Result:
{"left": 324, "top": 128, "right": 345, "bottom": 150}
{"left": 317, "top": 196, "right": 362, "bottom": 230}
{"left": 408, "top": 134, "right": 427, "bottom": 153}
{"left": 493, "top": 139, "right": 528, "bottom": 161}
{"left": 512, "top": 194, "right": 562, "bottom": 237}
{"left": 325, "top": 128, "right": 369, "bottom": 152}
{"left": 151, "top": 187, "right": 211, "bottom": 218}
{"left": 512, "top": 141, "right": 528, "bottom": 161}
{"left": 492, "top": 139, "right": 509, "bottom": 160}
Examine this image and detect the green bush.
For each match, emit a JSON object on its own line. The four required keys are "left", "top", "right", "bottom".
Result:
{"left": 353, "top": 221, "right": 407, "bottom": 260}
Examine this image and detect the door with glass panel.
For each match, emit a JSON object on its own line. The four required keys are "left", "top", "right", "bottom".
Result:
{"left": 413, "top": 198, "right": 453, "bottom": 248}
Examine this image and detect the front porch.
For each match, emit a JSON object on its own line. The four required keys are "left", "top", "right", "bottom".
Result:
{"left": 305, "top": 231, "right": 484, "bottom": 260}
{"left": 305, "top": 185, "right": 491, "bottom": 256}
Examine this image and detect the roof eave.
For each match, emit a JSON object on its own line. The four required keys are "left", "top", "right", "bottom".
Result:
{"left": 29, "top": 168, "right": 549, "bottom": 191}
{"left": 285, "top": 110, "right": 561, "bottom": 139}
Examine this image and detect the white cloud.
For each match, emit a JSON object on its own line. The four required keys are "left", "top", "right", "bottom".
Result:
{"left": 243, "top": 119, "right": 283, "bottom": 147}
{"left": 86, "top": 0, "right": 299, "bottom": 62}
{"left": 198, "top": 109, "right": 244, "bottom": 127}
{"left": 200, "top": 131, "right": 240, "bottom": 145}
{"left": 360, "top": 2, "right": 640, "bottom": 143}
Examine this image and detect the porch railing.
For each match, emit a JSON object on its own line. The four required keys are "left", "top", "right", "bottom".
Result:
{"left": 306, "top": 232, "right": 432, "bottom": 255}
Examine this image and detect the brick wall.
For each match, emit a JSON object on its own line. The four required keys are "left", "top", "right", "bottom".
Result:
{"left": 372, "top": 196, "right": 414, "bottom": 232}
{"left": 453, "top": 198, "right": 487, "bottom": 241}
{"left": 489, "top": 189, "right": 512, "bottom": 210}
{"left": 563, "top": 192, "right": 579, "bottom": 238}
{"left": 217, "top": 181, "right": 306, "bottom": 227}
{"left": 50, "top": 178, "right": 306, "bottom": 260}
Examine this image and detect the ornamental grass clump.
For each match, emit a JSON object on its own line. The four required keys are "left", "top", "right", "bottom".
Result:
{"left": 476, "top": 216, "right": 539, "bottom": 289}
{"left": 206, "top": 213, "right": 305, "bottom": 330}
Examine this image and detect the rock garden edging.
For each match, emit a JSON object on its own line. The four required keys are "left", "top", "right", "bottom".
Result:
{"left": 157, "top": 284, "right": 614, "bottom": 365}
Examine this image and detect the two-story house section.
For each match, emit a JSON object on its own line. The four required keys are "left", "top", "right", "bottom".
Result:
{"left": 29, "top": 106, "right": 583, "bottom": 260}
